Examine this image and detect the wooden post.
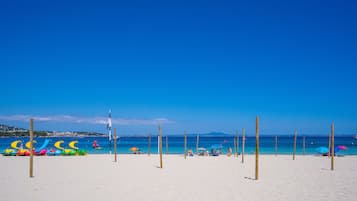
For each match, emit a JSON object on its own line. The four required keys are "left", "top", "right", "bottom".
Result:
{"left": 293, "top": 130, "right": 297, "bottom": 160}
{"left": 234, "top": 134, "right": 237, "bottom": 157}
{"left": 148, "top": 134, "right": 151, "bottom": 156}
{"left": 196, "top": 134, "right": 199, "bottom": 154}
{"left": 114, "top": 128, "right": 117, "bottom": 162}
{"left": 237, "top": 131, "right": 239, "bottom": 157}
{"left": 184, "top": 131, "right": 187, "bottom": 159}
{"left": 166, "top": 135, "right": 168, "bottom": 154}
{"left": 275, "top": 135, "right": 278, "bottom": 156}
{"left": 331, "top": 123, "right": 334, "bottom": 171}
{"left": 29, "top": 118, "right": 34, "bottom": 178}
{"left": 242, "top": 128, "right": 245, "bottom": 163}
{"left": 328, "top": 134, "right": 331, "bottom": 158}
{"left": 255, "top": 116, "right": 259, "bottom": 180}
{"left": 159, "top": 125, "right": 163, "bottom": 168}
{"left": 302, "top": 136, "right": 306, "bottom": 155}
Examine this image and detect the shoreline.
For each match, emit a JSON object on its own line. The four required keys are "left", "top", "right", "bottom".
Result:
{"left": 2, "top": 153, "right": 355, "bottom": 156}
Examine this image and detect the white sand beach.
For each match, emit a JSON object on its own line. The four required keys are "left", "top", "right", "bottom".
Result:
{"left": 1, "top": 155, "right": 356, "bottom": 201}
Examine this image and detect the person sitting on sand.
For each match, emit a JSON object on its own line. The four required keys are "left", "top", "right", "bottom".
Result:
{"left": 227, "top": 147, "right": 232, "bottom": 157}
{"left": 188, "top": 149, "right": 194, "bottom": 157}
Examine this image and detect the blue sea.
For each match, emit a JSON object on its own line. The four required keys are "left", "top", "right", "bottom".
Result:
{"left": 1, "top": 135, "right": 357, "bottom": 155}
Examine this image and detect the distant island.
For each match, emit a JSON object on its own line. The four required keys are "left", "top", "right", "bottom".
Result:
{"left": 0, "top": 123, "right": 106, "bottom": 137}
{"left": 188, "top": 132, "right": 230, "bottom": 136}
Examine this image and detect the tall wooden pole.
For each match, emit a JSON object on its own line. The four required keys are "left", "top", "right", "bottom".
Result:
{"left": 242, "top": 128, "right": 245, "bottom": 163}
{"left": 293, "top": 130, "right": 297, "bottom": 160}
{"left": 166, "top": 136, "right": 169, "bottom": 154}
{"left": 328, "top": 134, "right": 331, "bottom": 158}
{"left": 114, "top": 128, "right": 117, "bottom": 162}
{"left": 29, "top": 118, "right": 34, "bottom": 178}
{"left": 234, "top": 133, "right": 237, "bottom": 157}
{"left": 196, "top": 134, "right": 199, "bottom": 154}
{"left": 237, "top": 130, "right": 239, "bottom": 157}
{"left": 184, "top": 131, "right": 187, "bottom": 159}
{"left": 148, "top": 134, "right": 151, "bottom": 156}
{"left": 302, "top": 136, "right": 306, "bottom": 155}
{"left": 275, "top": 135, "right": 278, "bottom": 156}
{"left": 255, "top": 116, "right": 259, "bottom": 180}
{"left": 159, "top": 125, "right": 163, "bottom": 168}
{"left": 331, "top": 123, "right": 334, "bottom": 171}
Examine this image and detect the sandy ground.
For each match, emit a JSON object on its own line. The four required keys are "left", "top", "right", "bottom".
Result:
{"left": 0, "top": 154, "right": 356, "bottom": 201}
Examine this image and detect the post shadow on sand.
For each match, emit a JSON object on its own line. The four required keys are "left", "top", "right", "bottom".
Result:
{"left": 244, "top": 176, "right": 257, "bottom": 181}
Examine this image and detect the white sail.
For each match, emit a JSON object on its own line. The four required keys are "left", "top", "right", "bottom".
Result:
{"left": 107, "top": 109, "right": 112, "bottom": 141}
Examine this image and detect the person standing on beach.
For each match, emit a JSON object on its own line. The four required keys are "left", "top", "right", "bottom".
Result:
{"left": 93, "top": 140, "right": 99, "bottom": 149}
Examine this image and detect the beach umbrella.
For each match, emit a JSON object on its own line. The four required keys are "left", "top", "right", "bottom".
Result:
{"left": 130, "top": 147, "right": 139, "bottom": 152}
{"left": 315, "top": 147, "right": 329, "bottom": 154}
{"left": 335, "top": 145, "right": 347, "bottom": 152}
{"left": 336, "top": 145, "right": 347, "bottom": 150}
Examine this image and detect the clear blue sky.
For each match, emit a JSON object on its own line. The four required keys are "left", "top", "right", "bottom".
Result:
{"left": 0, "top": 0, "right": 356, "bottom": 135}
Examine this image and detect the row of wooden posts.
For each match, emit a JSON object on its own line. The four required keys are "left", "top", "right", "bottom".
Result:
{"left": 28, "top": 116, "right": 336, "bottom": 179}
{"left": 148, "top": 127, "right": 310, "bottom": 159}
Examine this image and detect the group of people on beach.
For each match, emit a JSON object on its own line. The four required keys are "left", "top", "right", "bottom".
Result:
{"left": 90, "top": 139, "right": 236, "bottom": 156}
{"left": 185, "top": 147, "right": 234, "bottom": 157}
